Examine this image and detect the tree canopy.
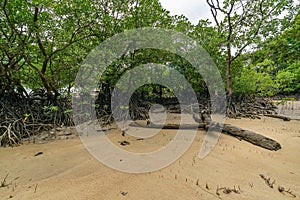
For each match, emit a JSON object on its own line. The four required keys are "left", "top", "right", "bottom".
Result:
{"left": 0, "top": 0, "right": 299, "bottom": 97}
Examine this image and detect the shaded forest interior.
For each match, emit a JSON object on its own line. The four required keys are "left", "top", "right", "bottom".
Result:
{"left": 0, "top": 87, "right": 279, "bottom": 147}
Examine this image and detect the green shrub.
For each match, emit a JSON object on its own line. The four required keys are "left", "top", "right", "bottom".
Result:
{"left": 233, "top": 67, "right": 278, "bottom": 96}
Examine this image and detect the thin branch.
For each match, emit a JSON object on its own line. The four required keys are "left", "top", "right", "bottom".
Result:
{"left": 207, "top": 0, "right": 220, "bottom": 26}
{"left": 49, "top": 33, "right": 98, "bottom": 57}
{"left": 33, "top": 6, "right": 47, "bottom": 58}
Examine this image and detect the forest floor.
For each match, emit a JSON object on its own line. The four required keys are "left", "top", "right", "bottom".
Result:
{"left": 0, "top": 102, "right": 300, "bottom": 200}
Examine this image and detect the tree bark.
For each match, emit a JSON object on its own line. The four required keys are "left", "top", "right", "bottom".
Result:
{"left": 129, "top": 112, "right": 282, "bottom": 151}
{"left": 220, "top": 123, "right": 281, "bottom": 151}
{"left": 263, "top": 114, "right": 291, "bottom": 121}
{"left": 129, "top": 122, "right": 205, "bottom": 129}
{"left": 199, "top": 111, "right": 281, "bottom": 151}
{"left": 226, "top": 54, "right": 232, "bottom": 95}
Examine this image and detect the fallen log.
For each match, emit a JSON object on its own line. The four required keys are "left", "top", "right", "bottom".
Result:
{"left": 263, "top": 114, "right": 291, "bottom": 121}
{"left": 129, "top": 122, "right": 205, "bottom": 129}
{"left": 199, "top": 110, "right": 281, "bottom": 151}
{"left": 129, "top": 112, "right": 281, "bottom": 151}
{"left": 221, "top": 123, "right": 281, "bottom": 151}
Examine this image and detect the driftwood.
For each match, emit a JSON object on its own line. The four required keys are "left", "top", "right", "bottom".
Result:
{"left": 199, "top": 111, "right": 281, "bottom": 151}
{"left": 263, "top": 114, "right": 291, "bottom": 121}
{"left": 220, "top": 123, "right": 281, "bottom": 151}
{"left": 129, "top": 111, "right": 282, "bottom": 151}
{"left": 129, "top": 123, "right": 205, "bottom": 129}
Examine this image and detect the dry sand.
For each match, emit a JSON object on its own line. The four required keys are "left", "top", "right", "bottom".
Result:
{"left": 0, "top": 116, "right": 300, "bottom": 200}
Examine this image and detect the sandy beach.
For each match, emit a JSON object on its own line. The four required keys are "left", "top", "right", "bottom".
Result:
{"left": 1, "top": 116, "right": 300, "bottom": 200}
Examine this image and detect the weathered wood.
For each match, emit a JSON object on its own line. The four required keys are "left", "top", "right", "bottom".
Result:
{"left": 221, "top": 123, "right": 281, "bottom": 151}
{"left": 129, "top": 122, "right": 205, "bottom": 129}
{"left": 199, "top": 111, "right": 281, "bottom": 151}
{"left": 129, "top": 112, "right": 282, "bottom": 151}
{"left": 263, "top": 114, "right": 291, "bottom": 121}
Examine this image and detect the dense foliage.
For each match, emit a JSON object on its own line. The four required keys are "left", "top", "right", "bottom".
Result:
{"left": 0, "top": 0, "right": 299, "bottom": 146}
{"left": 236, "top": 10, "right": 300, "bottom": 96}
{"left": 1, "top": 0, "right": 299, "bottom": 98}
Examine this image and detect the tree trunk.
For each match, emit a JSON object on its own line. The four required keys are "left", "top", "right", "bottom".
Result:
{"left": 221, "top": 123, "right": 281, "bottom": 151}
{"left": 226, "top": 46, "right": 232, "bottom": 95}
{"left": 129, "top": 122, "right": 205, "bottom": 129}
{"left": 200, "top": 111, "right": 281, "bottom": 151}
{"left": 263, "top": 114, "right": 291, "bottom": 121}
{"left": 129, "top": 112, "right": 282, "bottom": 151}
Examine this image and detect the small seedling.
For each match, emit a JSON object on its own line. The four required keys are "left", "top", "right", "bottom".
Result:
{"left": 23, "top": 113, "right": 31, "bottom": 123}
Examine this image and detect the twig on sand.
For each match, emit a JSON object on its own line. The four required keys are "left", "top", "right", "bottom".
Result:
{"left": 34, "top": 152, "right": 43, "bottom": 157}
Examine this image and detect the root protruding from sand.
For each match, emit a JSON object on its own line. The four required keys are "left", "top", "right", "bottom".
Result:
{"left": 259, "top": 174, "right": 275, "bottom": 188}
{"left": 278, "top": 186, "right": 296, "bottom": 198}
{"left": 1, "top": 173, "right": 9, "bottom": 188}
